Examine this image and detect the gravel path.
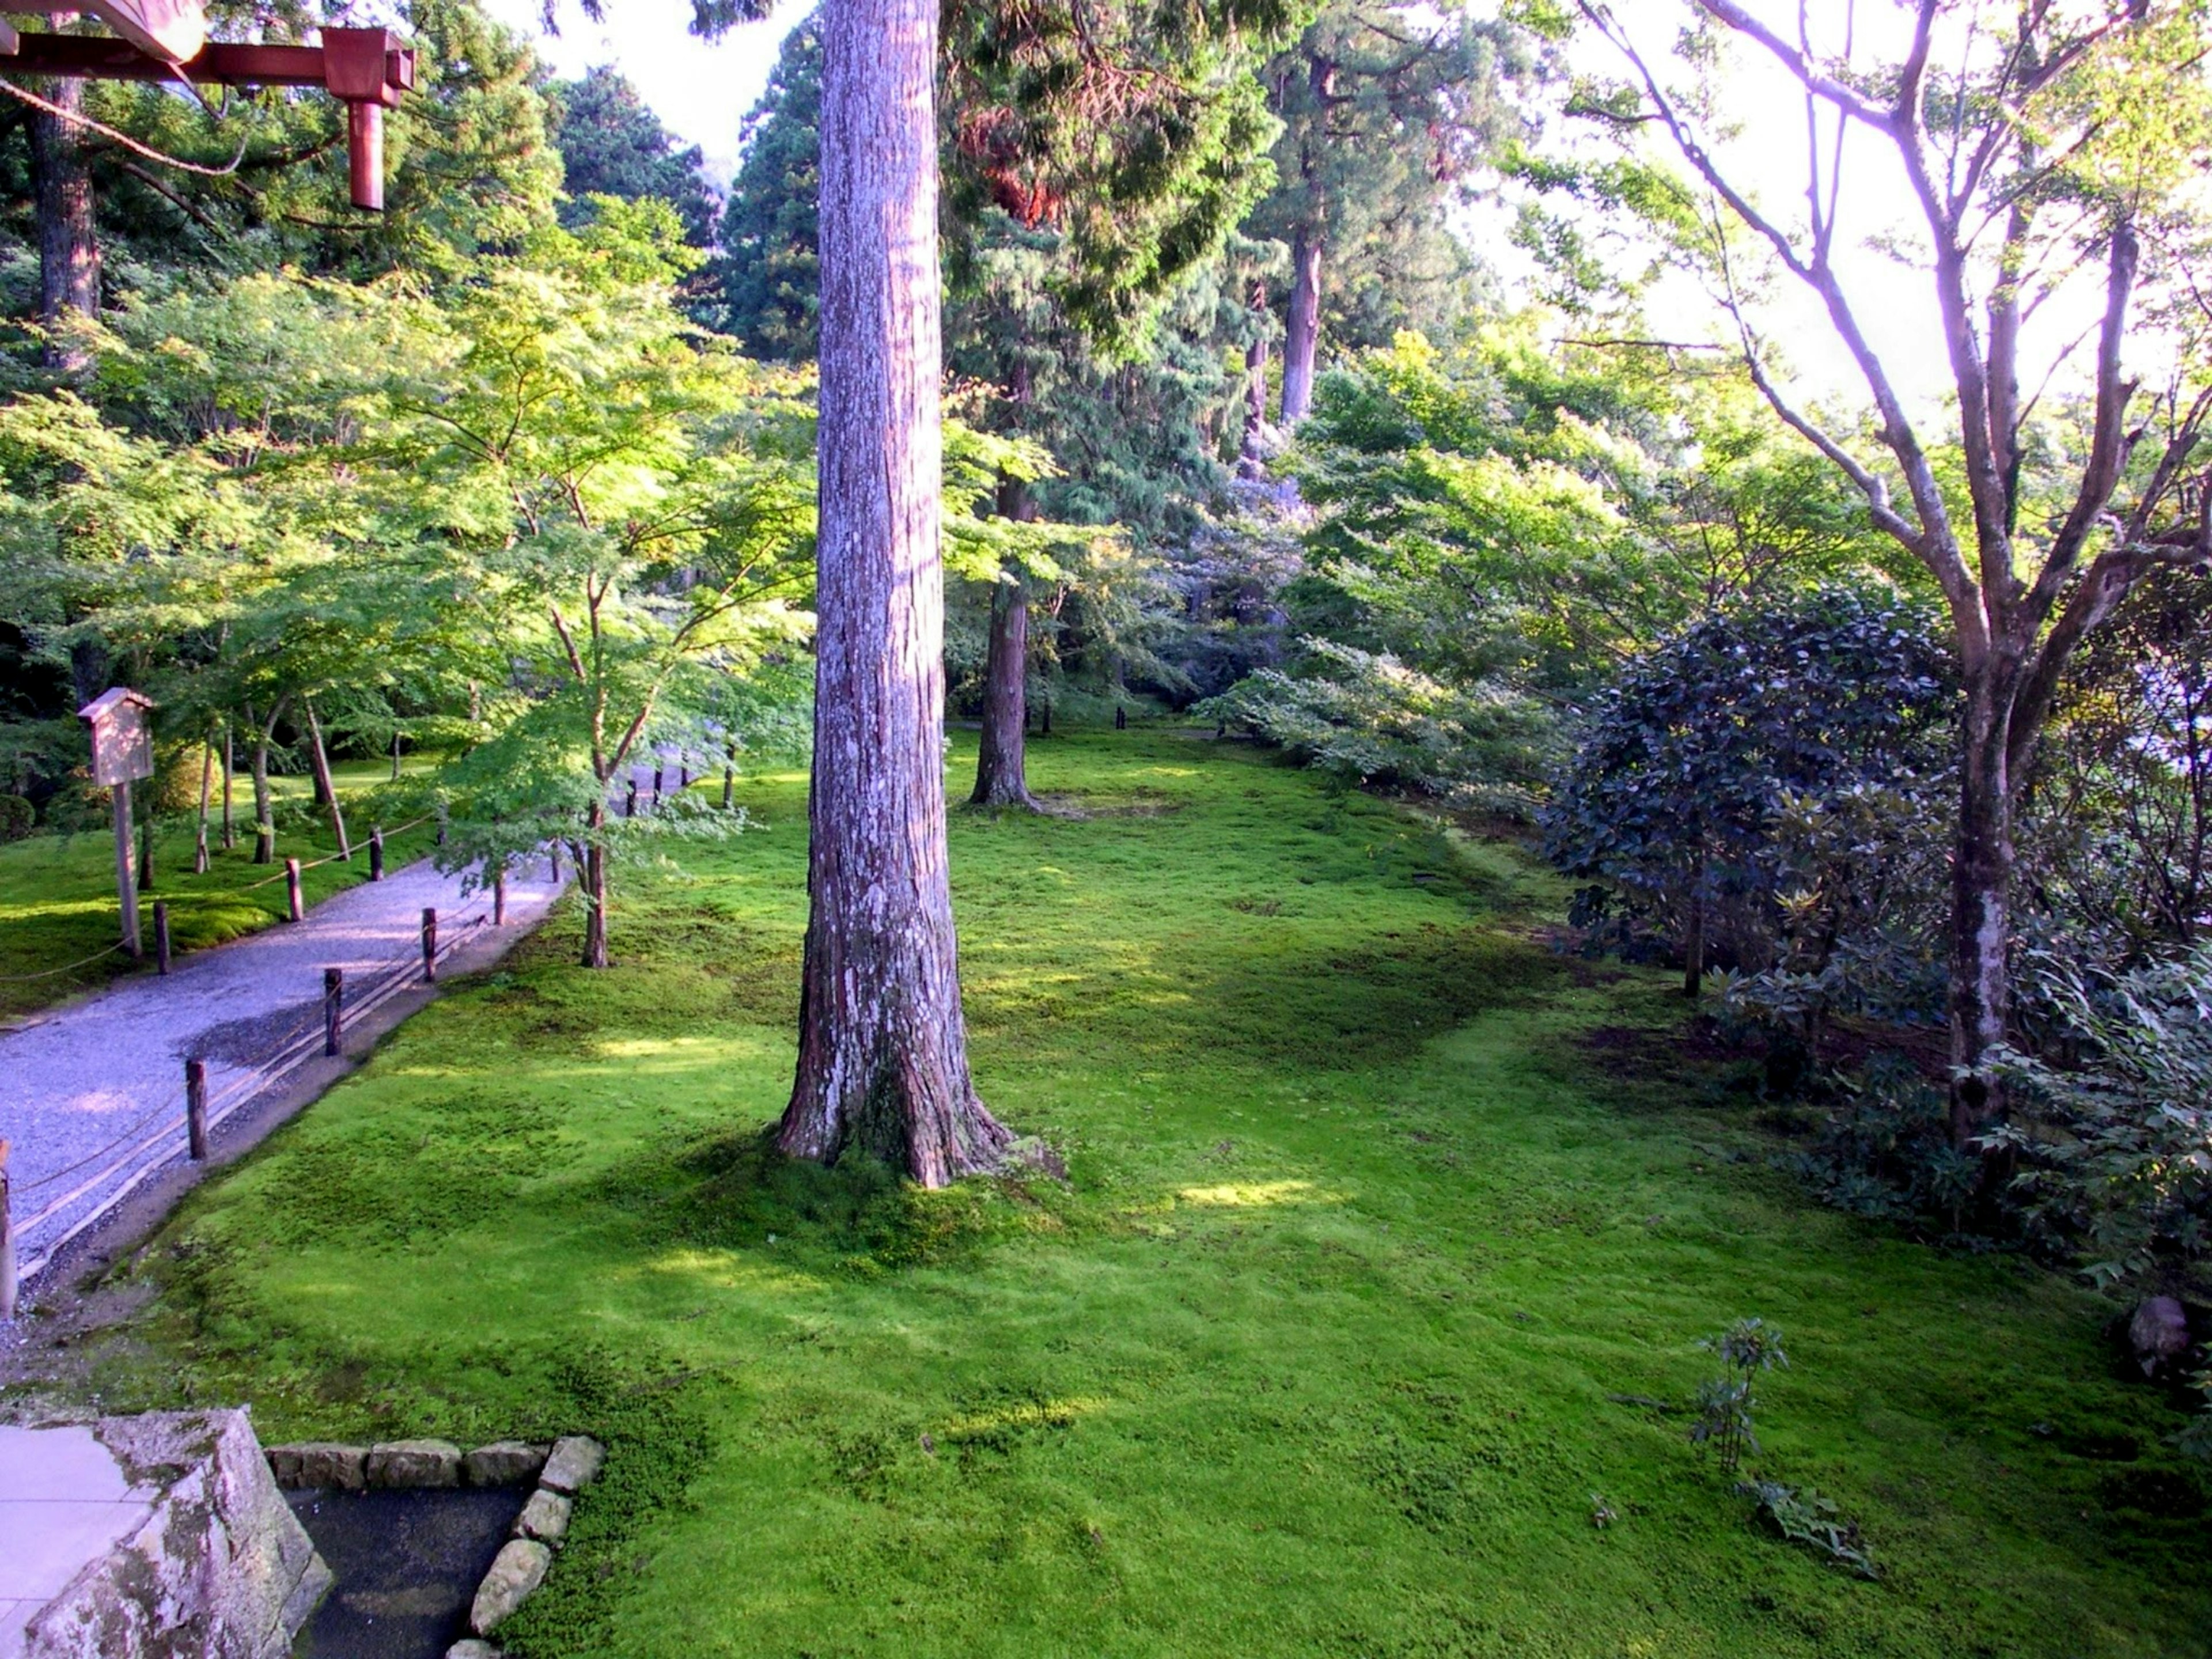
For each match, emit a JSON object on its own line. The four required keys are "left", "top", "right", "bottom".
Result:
{"left": 0, "top": 855, "right": 566, "bottom": 1287}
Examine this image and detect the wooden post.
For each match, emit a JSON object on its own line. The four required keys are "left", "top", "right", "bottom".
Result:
{"left": 1115, "top": 704, "right": 1127, "bottom": 730}
{"left": 0, "top": 1138, "right": 16, "bottom": 1324}
{"left": 369, "top": 827, "right": 384, "bottom": 881}
{"left": 285, "top": 858, "right": 304, "bottom": 922}
{"left": 185, "top": 1059, "right": 208, "bottom": 1161}
{"left": 324, "top": 967, "right": 343, "bottom": 1056}
{"left": 138, "top": 804, "right": 153, "bottom": 892}
{"left": 154, "top": 902, "right": 171, "bottom": 975}
{"left": 494, "top": 866, "right": 507, "bottom": 926}
{"left": 113, "top": 778, "right": 142, "bottom": 958}
{"left": 422, "top": 907, "right": 437, "bottom": 982}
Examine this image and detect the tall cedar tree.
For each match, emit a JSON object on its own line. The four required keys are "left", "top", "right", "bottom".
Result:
{"left": 1565, "top": 0, "right": 2212, "bottom": 1149}
{"left": 774, "top": 0, "right": 1016, "bottom": 1182}
{"left": 1251, "top": 3, "right": 1532, "bottom": 425}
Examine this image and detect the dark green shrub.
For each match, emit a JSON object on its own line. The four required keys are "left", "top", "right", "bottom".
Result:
{"left": 0, "top": 794, "right": 31, "bottom": 840}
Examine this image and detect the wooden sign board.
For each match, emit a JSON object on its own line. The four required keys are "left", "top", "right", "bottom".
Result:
{"left": 79, "top": 687, "right": 156, "bottom": 787}
{"left": 0, "top": 0, "right": 204, "bottom": 62}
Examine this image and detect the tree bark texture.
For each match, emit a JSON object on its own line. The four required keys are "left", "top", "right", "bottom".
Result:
{"left": 1279, "top": 227, "right": 1323, "bottom": 425}
{"left": 972, "top": 475, "right": 1039, "bottom": 810}
{"left": 581, "top": 802, "right": 609, "bottom": 968}
{"left": 1949, "top": 688, "right": 2015, "bottom": 1144}
{"left": 778, "top": 0, "right": 1012, "bottom": 1187}
{"left": 29, "top": 79, "right": 99, "bottom": 373}
{"left": 249, "top": 734, "right": 274, "bottom": 865}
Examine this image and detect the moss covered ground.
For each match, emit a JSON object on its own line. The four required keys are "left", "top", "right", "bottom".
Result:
{"left": 0, "top": 759, "right": 437, "bottom": 1021}
{"left": 28, "top": 731, "right": 2211, "bottom": 1656}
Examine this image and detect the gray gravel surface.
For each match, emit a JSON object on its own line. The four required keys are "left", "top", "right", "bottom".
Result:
{"left": 0, "top": 855, "right": 565, "bottom": 1283}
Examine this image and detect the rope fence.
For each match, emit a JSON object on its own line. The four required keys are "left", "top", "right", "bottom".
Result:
{"left": 240, "top": 813, "right": 437, "bottom": 891}
{"left": 0, "top": 941, "right": 127, "bottom": 984}
{"left": 6, "top": 879, "right": 502, "bottom": 1293}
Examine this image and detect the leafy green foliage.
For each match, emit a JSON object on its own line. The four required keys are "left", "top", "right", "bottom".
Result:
{"left": 1200, "top": 637, "right": 1559, "bottom": 813}
{"left": 1987, "top": 946, "right": 2212, "bottom": 1297}
{"left": 1739, "top": 1482, "right": 1880, "bottom": 1581}
{"left": 1546, "top": 586, "right": 1954, "bottom": 1009}
{"left": 1688, "top": 1316, "right": 1785, "bottom": 1473}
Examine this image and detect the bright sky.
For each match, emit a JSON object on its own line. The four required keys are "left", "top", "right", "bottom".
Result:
{"left": 483, "top": 0, "right": 807, "bottom": 182}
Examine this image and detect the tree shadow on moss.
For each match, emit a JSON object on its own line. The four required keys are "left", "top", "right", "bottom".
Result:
{"left": 590, "top": 1125, "right": 1047, "bottom": 1276}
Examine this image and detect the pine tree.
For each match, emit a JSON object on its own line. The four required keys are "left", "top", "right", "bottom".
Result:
{"left": 550, "top": 65, "right": 717, "bottom": 247}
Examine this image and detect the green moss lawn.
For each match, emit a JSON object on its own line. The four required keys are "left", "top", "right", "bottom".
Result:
{"left": 0, "top": 759, "right": 437, "bottom": 1021}
{"left": 40, "top": 732, "right": 2211, "bottom": 1656}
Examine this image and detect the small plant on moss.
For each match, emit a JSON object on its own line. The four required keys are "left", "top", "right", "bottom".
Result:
{"left": 1740, "top": 1480, "right": 1880, "bottom": 1579}
{"left": 1689, "top": 1317, "right": 1787, "bottom": 1472}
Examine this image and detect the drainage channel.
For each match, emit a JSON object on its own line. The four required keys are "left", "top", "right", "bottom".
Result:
{"left": 285, "top": 1487, "right": 525, "bottom": 1659}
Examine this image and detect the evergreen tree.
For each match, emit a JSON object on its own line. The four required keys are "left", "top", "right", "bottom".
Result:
{"left": 710, "top": 15, "right": 822, "bottom": 358}
{"left": 549, "top": 64, "right": 716, "bottom": 247}
{"left": 1248, "top": 2, "right": 1535, "bottom": 424}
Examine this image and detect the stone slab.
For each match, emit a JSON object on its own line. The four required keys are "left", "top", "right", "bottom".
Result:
{"left": 537, "top": 1436, "right": 603, "bottom": 1496}
{"left": 468, "top": 1539, "right": 551, "bottom": 1637}
{"left": 514, "top": 1487, "right": 571, "bottom": 1546}
{"left": 366, "top": 1440, "right": 462, "bottom": 1489}
{"left": 462, "top": 1442, "right": 545, "bottom": 1488}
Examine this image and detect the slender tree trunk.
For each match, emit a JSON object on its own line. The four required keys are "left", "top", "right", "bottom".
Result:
{"left": 137, "top": 801, "right": 152, "bottom": 892}
{"left": 972, "top": 472, "right": 1039, "bottom": 809}
{"left": 304, "top": 699, "right": 350, "bottom": 859}
{"left": 1279, "top": 227, "right": 1323, "bottom": 425}
{"left": 723, "top": 739, "right": 737, "bottom": 810}
{"left": 29, "top": 78, "right": 99, "bottom": 374}
{"left": 1949, "top": 683, "right": 2016, "bottom": 1149}
{"left": 250, "top": 734, "right": 274, "bottom": 865}
{"left": 1238, "top": 303, "right": 1272, "bottom": 478}
{"left": 220, "top": 722, "right": 234, "bottom": 850}
{"left": 779, "top": 0, "right": 1012, "bottom": 1186}
{"left": 194, "top": 740, "right": 211, "bottom": 873}
{"left": 1682, "top": 849, "right": 1706, "bottom": 999}
{"left": 391, "top": 728, "right": 403, "bottom": 781}
{"left": 581, "top": 800, "right": 609, "bottom": 968}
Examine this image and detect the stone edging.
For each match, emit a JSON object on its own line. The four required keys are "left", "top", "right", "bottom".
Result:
{"left": 264, "top": 1432, "right": 606, "bottom": 1658}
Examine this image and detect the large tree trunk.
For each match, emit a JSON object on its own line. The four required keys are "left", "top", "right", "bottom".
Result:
{"left": 304, "top": 700, "right": 350, "bottom": 860}
{"left": 581, "top": 800, "right": 609, "bottom": 968}
{"left": 972, "top": 474, "right": 1039, "bottom": 810}
{"left": 29, "top": 79, "right": 99, "bottom": 374}
{"left": 1948, "top": 683, "right": 2016, "bottom": 1148}
{"left": 779, "top": 0, "right": 1012, "bottom": 1187}
{"left": 1279, "top": 226, "right": 1323, "bottom": 426}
